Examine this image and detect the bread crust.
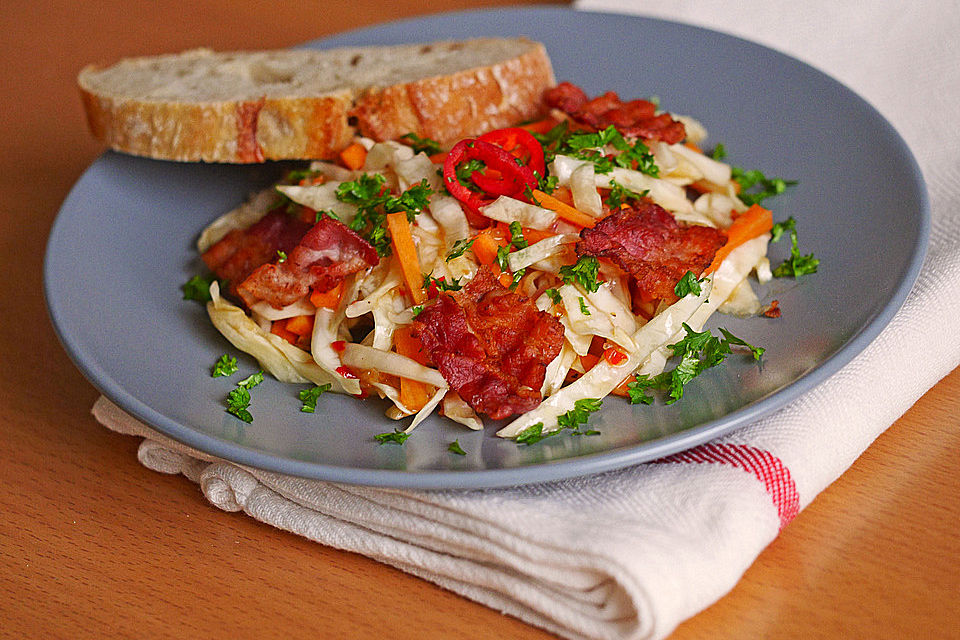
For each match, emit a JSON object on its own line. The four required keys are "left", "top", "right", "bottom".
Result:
{"left": 77, "top": 39, "right": 555, "bottom": 164}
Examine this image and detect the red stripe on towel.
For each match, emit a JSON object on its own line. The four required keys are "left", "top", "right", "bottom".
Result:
{"left": 655, "top": 443, "right": 800, "bottom": 529}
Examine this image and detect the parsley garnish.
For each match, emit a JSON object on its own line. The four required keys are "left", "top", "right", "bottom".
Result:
{"left": 400, "top": 132, "right": 443, "bottom": 156}
{"left": 411, "top": 305, "right": 424, "bottom": 319}
{"left": 315, "top": 209, "right": 341, "bottom": 222}
{"left": 558, "top": 256, "right": 603, "bottom": 293}
{"left": 563, "top": 126, "right": 660, "bottom": 177}
{"left": 276, "top": 250, "right": 287, "bottom": 263}
{"left": 578, "top": 297, "right": 591, "bottom": 316}
{"left": 448, "top": 440, "right": 467, "bottom": 456}
{"left": 336, "top": 174, "right": 433, "bottom": 256}
{"left": 225, "top": 370, "right": 264, "bottom": 423}
{"left": 507, "top": 221, "right": 529, "bottom": 250}
{"left": 374, "top": 428, "right": 410, "bottom": 445}
{"left": 446, "top": 237, "right": 476, "bottom": 261}
{"left": 455, "top": 158, "right": 486, "bottom": 188}
{"left": 544, "top": 288, "right": 562, "bottom": 304}
{"left": 731, "top": 167, "right": 797, "bottom": 206}
{"left": 627, "top": 325, "right": 763, "bottom": 405}
{"left": 674, "top": 271, "right": 703, "bottom": 298}
{"left": 423, "top": 274, "right": 462, "bottom": 292}
{"left": 771, "top": 217, "right": 819, "bottom": 278}
{"left": 514, "top": 398, "right": 603, "bottom": 444}
{"left": 212, "top": 354, "right": 238, "bottom": 378}
{"left": 299, "top": 384, "right": 331, "bottom": 413}
{"left": 605, "top": 180, "right": 647, "bottom": 209}
{"left": 182, "top": 274, "right": 216, "bottom": 302}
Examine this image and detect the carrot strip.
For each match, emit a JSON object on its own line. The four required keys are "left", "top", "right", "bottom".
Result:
{"left": 284, "top": 314, "right": 315, "bottom": 337}
{"left": 550, "top": 185, "right": 575, "bottom": 206}
{"left": 683, "top": 141, "right": 703, "bottom": 153}
{"left": 385, "top": 212, "right": 426, "bottom": 304}
{"left": 339, "top": 142, "right": 367, "bottom": 170}
{"left": 521, "top": 227, "right": 556, "bottom": 244}
{"left": 393, "top": 326, "right": 430, "bottom": 412}
{"left": 270, "top": 320, "right": 298, "bottom": 344}
{"left": 531, "top": 189, "right": 597, "bottom": 229}
{"left": 471, "top": 229, "right": 506, "bottom": 266}
{"left": 610, "top": 374, "right": 633, "bottom": 397}
{"left": 704, "top": 204, "right": 774, "bottom": 275}
{"left": 309, "top": 281, "right": 345, "bottom": 310}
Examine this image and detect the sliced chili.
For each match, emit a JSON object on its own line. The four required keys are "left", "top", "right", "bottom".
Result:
{"left": 442, "top": 138, "right": 539, "bottom": 227}
{"left": 478, "top": 127, "right": 546, "bottom": 177}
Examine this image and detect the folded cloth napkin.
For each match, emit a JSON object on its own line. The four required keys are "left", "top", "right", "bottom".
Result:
{"left": 92, "top": 1, "right": 960, "bottom": 638}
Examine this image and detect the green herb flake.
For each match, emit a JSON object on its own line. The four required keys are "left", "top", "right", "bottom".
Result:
{"left": 400, "top": 132, "right": 443, "bottom": 156}
{"left": 627, "top": 325, "right": 763, "bottom": 405}
{"left": 374, "top": 429, "right": 411, "bottom": 445}
{"left": 226, "top": 386, "right": 253, "bottom": 423}
{"left": 605, "top": 179, "right": 647, "bottom": 209}
{"left": 411, "top": 305, "right": 424, "bottom": 319}
{"left": 771, "top": 217, "right": 819, "bottom": 278}
{"left": 545, "top": 288, "right": 562, "bottom": 304}
{"left": 578, "top": 297, "right": 591, "bottom": 316}
{"left": 182, "top": 274, "right": 215, "bottom": 302}
{"left": 514, "top": 398, "right": 603, "bottom": 445}
{"left": 299, "top": 383, "right": 332, "bottom": 413}
{"left": 674, "top": 271, "right": 703, "bottom": 298}
{"left": 211, "top": 354, "right": 238, "bottom": 378}
{"left": 448, "top": 440, "right": 467, "bottom": 456}
{"left": 446, "top": 237, "right": 476, "bottom": 261}
{"left": 731, "top": 166, "right": 797, "bottom": 207}
{"left": 558, "top": 256, "right": 603, "bottom": 293}
{"left": 238, "top": 371, "right": 264, "bottom": 389}
{"left": 276, "top": 250, "right": 287, "bottom": 263}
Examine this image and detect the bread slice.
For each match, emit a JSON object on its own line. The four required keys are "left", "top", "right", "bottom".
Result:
{"left": 77, "top": 38, "right": 555, "bottom": 163}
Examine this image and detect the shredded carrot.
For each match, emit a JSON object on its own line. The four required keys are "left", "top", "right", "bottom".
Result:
{"left": 683, "top": 141, "right": 703, "bottom": 153}
{"left": 471, "top": 229, "right": 506, "bottom": 266}
{"left": 610, "top": 374, "right": 633, "bottom": 397}
{"left": 284, "top": 314, "right": 315, "bottom": 337}
{"left": 385, "top": 212, "right": 426, "bottom": 304}
{"left": 549, "top": 186, "right": 575, "bottom": 206}
{"left": 270, "top": 319, "right": 298, "bottom": 344}
{"left": 704, "top": 204, "right": 774, "bottom": 275}
{"left": 429, "top": 151, "right": 448, "bottom": 164}
{"left": 309, "top": 281, "right": 345, "bottom": 310}
{"left": 339, "top": 142, "right": 367, "bottom": 171}
{"left": 532, "top": 189, "right": 597, "bottom": 229}
{"left": 393, "top": 326, "right": 430, "bottom": 412}
{"left": 521, "top": 226, "right": 556, "bottom": 244}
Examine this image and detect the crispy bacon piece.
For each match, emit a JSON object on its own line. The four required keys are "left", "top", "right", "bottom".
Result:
{"left": 413, "top": 267, "right": 564, "bottom": 420}
{"left": 202, "top": 209, "right": 312, "bottom": 300}
{"left": 577, "top": 203, "right": 725, "bottom": 306}
{"left": 544, "top": 81, "right": 687, "bottom": 144}
{"left": 237, "top": 216, "right": 378, "bottom": 309}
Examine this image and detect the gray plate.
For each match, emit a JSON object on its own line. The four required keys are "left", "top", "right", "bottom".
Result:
{"left": 45, "top": 7, "right": 929, "bottom": 488}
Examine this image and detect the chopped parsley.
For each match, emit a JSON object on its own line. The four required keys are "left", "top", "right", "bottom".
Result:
{"left": 315, "top": 209, "right": 341, "bottom": 222}
{"left": 182, "top": 274, "right": 216, "bottom": 302}
{"left": 562, "top": 126, "right": 660, "bottom": 177}
{"left": 627, "top": 325, "right": 763, "bottom": 405}
{"left": 514, "top": 398, "right": 603, "bottom": 444}
{"left": 276, "top": 250, "right": 287, "bottom": 263}
{"left": 424, "top": 274, "right": 462, "bottom": 292}
{"left": 673, "top": 271, "right": 703, "bottom": 298}
{"left": 578, "top": 297, "right": 591, "bottom": 316}
{"left": 299, "top": 383, "right": 331, "bottom": 413}
{"left": 400, "top": 132, "right": 443, "bottom": 156}
{"left": 411, "top": 305, "right": 424, "bottom": 319}
{"left": 446, "top": 237, "right": 476, "bottom": 261}
{"left": 771, "top": 217, "right": 819, "bottom": 278}
{"left": 336, "top": 174, "right": 433, "bottom": 256}
{"left": 225, "top": 370, "right": 264, "bottom": 423}
{"left": 212, "top": 354, "right": 238, "bottom": 378}
{"left": 605, "top": 180, "right": 647, "bottom": 209}
{"left": 374, "top": 428, "right": 410, "bottom": 445}
{"left": 559, "top": 256, "right": 603, "bottom": 293}
{"left": 545, "top": 288, "right": 562, "bottom": 304}
{"left": 710, "top": 144, "right": 796, "bottom": 205}
{"left": 448, "top": 440, "right": 467, "bottom": 456}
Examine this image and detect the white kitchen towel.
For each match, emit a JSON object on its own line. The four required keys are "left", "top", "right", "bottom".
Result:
{"left": 92, "top": 2, "right": 960, "bottom": 639}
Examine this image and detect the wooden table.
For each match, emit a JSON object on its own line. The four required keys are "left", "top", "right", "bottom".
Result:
{"left": 3, "top": 2, "right": 958, "bottom": 638}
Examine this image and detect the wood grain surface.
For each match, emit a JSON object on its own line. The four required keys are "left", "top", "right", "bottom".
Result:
{"left": 2, "top": 2, "right": 958, "bottom": 639}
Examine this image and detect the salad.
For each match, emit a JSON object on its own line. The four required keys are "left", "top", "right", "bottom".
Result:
{"left": 186, "top": 82, "right": 814, "bottom": 444}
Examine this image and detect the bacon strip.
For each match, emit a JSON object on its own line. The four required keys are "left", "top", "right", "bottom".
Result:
{"left": 577, "top": 203, "right": 725, "bottom": 305}
{"left": 237, "top": 216, "right": 379, "bottom": 309}
{"left": 544, "top": 81, "right": 687, "bottom": 144}
{"left": 202, "top": 209, "right": 312, "bottom": 300}
{"left": 413, "top": 267, "right": 564, "bottom": 420}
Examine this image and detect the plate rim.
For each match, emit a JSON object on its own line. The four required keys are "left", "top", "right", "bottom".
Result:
{"left": 45, "top": 5, "right": 931, "bottom": 489}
